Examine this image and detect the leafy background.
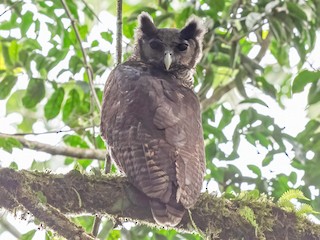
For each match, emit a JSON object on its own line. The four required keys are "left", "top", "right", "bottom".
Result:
{"left": 0, "top": 0, "right": 320, "bottom": 239}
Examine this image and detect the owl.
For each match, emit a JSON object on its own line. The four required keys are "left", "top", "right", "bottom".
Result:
{"left": 100, "top": 12, "right": 206, "bottom": 226}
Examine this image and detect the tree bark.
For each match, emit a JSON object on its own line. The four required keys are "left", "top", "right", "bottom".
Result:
{"left": 1, "top": 168, "right": 319, "bottom": 240}
{"left": 0, "top": 133, "right": 106, "bottom": 160}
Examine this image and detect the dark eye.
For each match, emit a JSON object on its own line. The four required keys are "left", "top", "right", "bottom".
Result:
{"left": 149, "top": 39, "right": 163, "bottom": 50}
{"left": 177, "top": 43, "right": 188, "bottom": 51}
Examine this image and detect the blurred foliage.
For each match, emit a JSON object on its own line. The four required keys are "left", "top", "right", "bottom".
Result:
{"left": 0, "top": 0, "right": 320, "bottom": 239}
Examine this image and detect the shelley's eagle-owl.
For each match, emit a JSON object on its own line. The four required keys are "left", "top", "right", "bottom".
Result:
{"left": 100, "top": 12, "right": 206, "bottom": 226}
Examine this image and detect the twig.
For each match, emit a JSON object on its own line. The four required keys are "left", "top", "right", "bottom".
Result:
{"left": 0, "top": 215, "right": 21, "bottom": 238}
{"left": 92, "top": 214, "right": 102, "bottom": 237}
{"left": 0, "top": 0, "right": 23, "bottom": 18}
{"left": 0, "top": 133, "right": 105, "bottom": 160}
{"left": 200, "top": 81, "right": 236, "bottom": 112}
{"left": 79, "top": 0, "right": 102, "bottom": 23}
{"left": 9, "top": 125, "right": 98, "bottom": 136}
{"left": 254, "top": 31, "right": 272, "bottom": 62}
{"left": 200, "top": 30, "right": 271, "bottom": 111}
{"left": 104, "top": 153, "right": 111, "bottom": 174}
{"left": 60, "top": 0, "right": 101, "bottom": 111}
{"left": 116, "top": 0, "right": 122, "bottom": 65}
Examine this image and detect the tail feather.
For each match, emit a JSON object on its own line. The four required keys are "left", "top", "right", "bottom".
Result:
{"left": 150, "top": 199, "right": 185, "bottom": 226}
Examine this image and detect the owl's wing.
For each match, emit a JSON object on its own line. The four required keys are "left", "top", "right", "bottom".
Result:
{"left": 152, "top": 79, "right": 205, "bottom": 209}
{"left": 100, "top": 63, "right": 205, "bottom": 226}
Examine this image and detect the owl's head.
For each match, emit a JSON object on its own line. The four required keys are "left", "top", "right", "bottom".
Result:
{"left": 133, "top": 12, "right": 206, "bottom": 73}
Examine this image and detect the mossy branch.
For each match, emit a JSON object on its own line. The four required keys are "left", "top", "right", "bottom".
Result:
{"left": 0, "top": 168, "right": 319, "bottom": 239}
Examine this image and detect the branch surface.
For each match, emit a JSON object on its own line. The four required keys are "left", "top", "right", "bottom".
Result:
{"left": 116, "top": 0, "right": 122, "bottom": 65}
{"left": 1, "top": 168, "right": 319, "bottom": 240}
{"left": 0, "top": 133, "right": 106, "bottom": 160}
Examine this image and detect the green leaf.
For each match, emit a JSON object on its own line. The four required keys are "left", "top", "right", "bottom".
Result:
{"left": 232, "top": 129, "right": 240, "bottom": 152}
{"left": 101, "top": 31, "right": 113, "bottom": 43}
{"left": 71, "top": 216, "right": 94, "bottom": 233}
{"left": 209, "top": 0, "right": 225, "bottom": 12}
{"left": 107, "top": 229, "right": 121, "bottom": 240}
{"left": 63, "top": 135, "right": 89, "bottom": 148}
{"left": 286, "top": 2, "right": 308, "bottom": 21}
{"left": 22, "top": 78, "right": 45, "bottom": 108}
{"left": 247, "top": 164, "right": 261, "bottom": 177}
{"left": 20, "top": 229, "right": 36, "bottom": 240}
{"left": 46, "top": 48, "right": 69, "bottom": 70}
{"left": 8, "top": 137, "right": 23, "bottom": 149}
{"left": 62, "top": 89, "right": 80, "bottom": 122}
{"left": 289, "top": 172, "right": 297, "bottom": 185}
{"left": 9, "top": 161, "right": 18, "bottom": 170}
{"left": 292, "top": 70, "right": 320, "bottom": 93}
{"left": 0, "top": 137, "right": 23, "bottom": 153}
{"left": 218, "top": 105, "right": 234, "bottom": 130}
{"left": 44, "top": 87, "right": 65, "bottom": 120}
{"left": 69, "top": 55, "right": 83, "bottom": 74}
{"left": 123, "top": 16, "right": 135, "bottom": 39}
{"left": 270, "top": 19, "right": 286, "bottom": 43}
{"left": 91, "top": 40, "right": 99, "bottom": 47}
{"left": 262, "top": 154, "right": 273, "bottom": 167}
{"left": 22, "top": 38, "right": 42, "bottom": 50}
{"left": 64, "top": 157, "right": 75, "bottom": 166}
{"left": 0, "top": 75, "right": 17, "bottom": 99}
{"left": 270, "top": 40, "right": 289, "bottom": 66}
{"left": 255, "top": 76, "right": 277, "bottom": 98}
{"left": 255, "top": 132, "right": 270, "bottom": 147}
{"left": 234, "top": 70, "right": 247, "bottom": 98}
{"left": 308, "top": 81, "right": 320, "bottom": 105}
{"left": 205, "top": 140, "right": 217, "bottom": 160}
{"left": 66, "top": 0, "right": 79, "bottom": 20}
{"left": 21, "top": 11, "right": 34, "bottom": 36}
{"left": 77, "top": 159, "right": 93, "bottom": 169}
{"left": 78, "top": 25, "right": 88, "bottom": 40}
{"left": 239, "top": 98, "right": 269, "bottom": 108}
{"left": 8, "top": 40, "right": 19, "bottom": 64}
{"left": 2, "top": 44, "right": 13, "bottom": 67}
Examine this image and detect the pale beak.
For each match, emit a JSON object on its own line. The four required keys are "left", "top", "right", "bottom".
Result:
{"left": 164, "top": 51, "right": 172, "bottom": 70}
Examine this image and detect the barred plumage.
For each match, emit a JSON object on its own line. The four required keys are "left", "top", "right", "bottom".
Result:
{"left": 100, "top": 12, "right": 206, "bottom": 226}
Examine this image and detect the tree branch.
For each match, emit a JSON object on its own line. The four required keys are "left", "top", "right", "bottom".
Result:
{"left": 1, "top": 168, "right": 319, "bottom": 239}
{"left": 200, "top": 81, "right": 236, "bottom": 112}
{"left": 0, "top": 0, "right": 23, "bottom": 17}
{"left": 116, "top": 0, "right": 123, "bottom": 65}
{"left": 0, "top": 133, "right": 105, "bottom": 160}
{"left": 200, "top": 32, "right": 272, "bottom": 111}
{"left": 79, "top": 0, "right": 102, "bottom": 23}
{"left": 60, "top": 0, "right": 101, "bottom": 111}
{"left": 0, "top": 216, "right": 21, "bottom": 239}
{"left": 1, "top": 169, "right": 94, "bottom": 240}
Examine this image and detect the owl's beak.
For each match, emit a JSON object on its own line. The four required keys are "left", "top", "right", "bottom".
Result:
{"left": 164, "top": 51, "right": 172, "bottom": 70}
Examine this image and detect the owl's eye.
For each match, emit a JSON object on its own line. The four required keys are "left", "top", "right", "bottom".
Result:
{"left": 149, "top": 39, "right": 163, "bottom": 51}
{"left": 177, "top": 43, "right": 189, "bottom": 51}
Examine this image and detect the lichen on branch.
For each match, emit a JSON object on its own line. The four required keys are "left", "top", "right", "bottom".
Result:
{"left": 0, "top": 168, "right": 319, "bottom": 239}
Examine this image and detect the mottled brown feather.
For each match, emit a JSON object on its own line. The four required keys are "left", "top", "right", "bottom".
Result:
{"left": 100, "top": 12, "right": 206, "bottom": 226}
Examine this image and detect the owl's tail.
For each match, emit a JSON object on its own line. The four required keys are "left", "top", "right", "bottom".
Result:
{"left": 149, "top": 198, "right": 185, "bottom": 227}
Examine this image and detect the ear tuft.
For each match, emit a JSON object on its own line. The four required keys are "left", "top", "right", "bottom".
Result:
{"left": 138, "top": 12, "right": 157, "bottom": 37}
{"left": 180, "top": 17, "right": 206, "bottom": 40}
